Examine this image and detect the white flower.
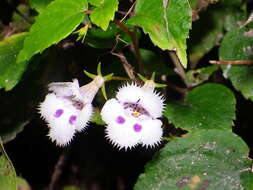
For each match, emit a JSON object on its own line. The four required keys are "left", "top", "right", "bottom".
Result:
{"left": 101, "top": 82, "right": 164, "bottom": 150}
{"left": 39, "top": 76, "right": 104, "bottom": 146}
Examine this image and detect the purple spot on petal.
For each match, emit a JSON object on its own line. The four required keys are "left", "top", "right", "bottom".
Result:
{"left": 54, "top": 109, "right": 63, "bottom": 118}
{"left": 69, "top": 115, "right": 77, "bottom": 124}
{"left": 116, "top": 116, "right": 125, "bottom": 124}
{"left": 133, "top": 123, "right": 142, "bottom": 132}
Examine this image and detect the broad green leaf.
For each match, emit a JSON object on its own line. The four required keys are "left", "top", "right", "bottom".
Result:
{"left": 189, "top": 0, "right": 245, "bottom": 64}
{"left": 0, "top": 140, "right": 17, "bottom": 190}
{"left": 0, "top": 33, "right": 29, "bottom": 91}
{"left": 29, "top": 0, "right": 53, "bottom": 12}
{"left": 185, "top": 65, "right": 218, "bottom": 87}
{"left": 128, "top": 0, "right": 192, "bottom": 68}
{"left": 135, "top": 130, "right": 253, "bottom": 190}
{"left": 89, "top": 0, "right": 118, "bottom": 30}
{"left": 220, "top": 24, "right": 253, "bottom": 61}
{"left": 17, "top": 0, "right": 88, "bottom": 62}
{"left": 0, "top": 121, "right": 29, "bottom": 143}
{"left": 220, "top": 23, "right": 253, "bottom": 101}
{"left": 240, "top": 171, "right": 253, "bottom": 190}
{"left": 16, "top": 177, "right": 31, "bottom": 190}
{"left": 164, "top": 83, "right": 235, "bottom": 131}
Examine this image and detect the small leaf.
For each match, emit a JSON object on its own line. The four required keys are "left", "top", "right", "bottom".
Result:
{"left": 16, "top": 177, "right": 31, "bottom": 190}
{"left": 89, "top": 0, "right": 119, "bottom": 30}
{"left": 0, "top": 140, "right": 17, "bottom": 190}
{"left": 135, "top": 129, "right": 253, "bottom": 190}
{"left": 220, "top": 23, "right": 253, "bottom": 101}
{"left": 164, "top": 83, "right": 236, "bottom": 131}
{"left": 17, "top": 0, "right": 88, "bottom": 62}
{"left": 29, "top": 0, "right": 54, "bottom": 12}
{"left": 128, "top": 0, "right": 192, "bottom": 68}
{"left": 0, "top": 121, "right": 29, "bottom": 144}
{"left": 0, "top": 33, "right": 29, "bottom": 91}
{"left": 185, "top": 65, "right": 218, "bottom": 87}
{"left": 189, "top": 0, "right": 245, "bottom": 64}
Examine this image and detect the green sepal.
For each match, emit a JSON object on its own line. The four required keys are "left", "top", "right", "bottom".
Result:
{"left": 104, "top": 73, "right": 114, "bottom": 81}
{"left": 83, "top": 70, "right": 96, "bottom": 79}
{"left": 101, "top": 84, "right": 107, "bottom": 100}
{"left": 137, "top": 73, "right": 166, "bottom": 88}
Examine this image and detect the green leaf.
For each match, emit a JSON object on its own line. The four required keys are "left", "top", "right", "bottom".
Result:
{"left": 220, "top": 23, "right": 253, "bottom": 101}
{"left": 0, "top": 140, "right": 17, "bottom": 190}
{"left": 189, "top": 0, "right": 245, "bottom": 64}
{"left": 0, "top": 121, "right": 29, "bottom": 143}
{"left": 128, "top": 0, "right": 192, "bottom": 68}
{"left": 17, "top": 0, "right": 88, "bottom": 63}
{"left": 135, "top": 129, "right": 253, "bottom": 190}
{"left": 0, "top": 33, "right": 29, "bottom": 91}
{"left": 16, "top": 177, "right": 31, "bottom": 190}
{"left": 89, "top": 0, "right": 119, "bottom": 30}
{"left": 29, "top": 0, "right": 54, "bottom": 12}
{"left": 220, "top": 24, "right": 253, "bottom": 61}
{"left": 185, "top": 65, "right": 218, "bottom": 87}
{"left": 164, "top": 83, "right": 236, "bottom": 131}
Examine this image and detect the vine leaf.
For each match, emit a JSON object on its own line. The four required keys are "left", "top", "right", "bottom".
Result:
{"left": 164, "top": 83, "right": 236, "bottom": 131}
{"left": 189, "top": 0, "right": 245, "bottom": 64}
{"left": 29, "top": 0, "right": 53, "bottom": 12}
{"left": 17, "top": 0, "right": 88, "bottom": 63}
{"left": 219, "top": 22, "right": 253, "bottom": 101}
{"left": 0, "top": 140, "right": 17, "bottom": 190}
{"left": 134, "top": 130, "right": 253, "bottom": 190}
{"left": 185, "top": 65, "right": 218, "bottom": 87}
{"left": 89, "top": 0, "right": 119, "bottom": 31}
{"left": 128, "top": 0, "right": 192, "bottom": 68}
{"left": 0, "top": 33, "right": 28, "bottom": 91}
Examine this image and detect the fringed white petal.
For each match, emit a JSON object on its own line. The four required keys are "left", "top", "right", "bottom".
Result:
{"left": 75, "top": 103, "right": 93, "bottom": 132}
{"left": 116, "top": 83, "right": 143, "bottom": 103}
{"left": 139, "top": 119, "right": 163, "bottom": 148}
{"left": 101, "top": 99, "right": 125, "bottom": 124}
{"left": 39, "top": 93, "right": 65, "bottom": 121}
{"left": 48, "top": 123, "right": 75, "bottom": 146}
{"left": 47, "top": 107, "right": 77, "bottom": 146}
{"left": 116, "top": 83, "right": 164, "bottom": 118}
{"left": 138, "top": 90, "right": 164, "bottom": 118}
{"left": 105, "top": 121, "right": 140, "bottom": 150}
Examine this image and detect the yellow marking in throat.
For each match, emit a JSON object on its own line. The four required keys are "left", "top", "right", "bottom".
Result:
{"left": 132, "top": 111, "right": 140, "bottom": 118}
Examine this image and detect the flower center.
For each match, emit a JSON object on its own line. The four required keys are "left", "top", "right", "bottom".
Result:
{"left": 123, "top": 102, "right": 149, "bottom": 118}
